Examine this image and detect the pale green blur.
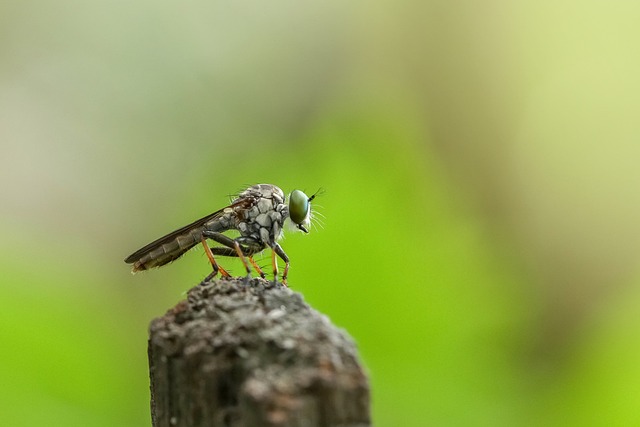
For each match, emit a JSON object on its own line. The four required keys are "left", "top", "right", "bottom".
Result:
{"left": 2, "top": 1, "right": 640, "bottom": 426}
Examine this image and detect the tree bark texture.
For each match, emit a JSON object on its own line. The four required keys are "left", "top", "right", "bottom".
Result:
{"left": 148, "top": 277, "right": 371, "bottom": 427}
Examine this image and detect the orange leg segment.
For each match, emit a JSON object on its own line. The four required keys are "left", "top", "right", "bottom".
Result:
{"left": 201, "top": 237, "right": 230, "bottom": 277}
{"left": 249, "top": 256, "right": 266, "bottom": 279}
{"left": 271, "top": 249, "right": 279, "bottom": 281}
{"left": 233, "top": 240, "right": 251, "bottom": 276}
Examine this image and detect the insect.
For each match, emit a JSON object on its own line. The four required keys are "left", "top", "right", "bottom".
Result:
{"left": 124, "top": 184, "right": 318, "bottom": 285}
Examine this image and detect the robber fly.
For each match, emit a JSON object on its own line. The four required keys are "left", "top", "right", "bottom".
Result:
{"left": 124, "top": 184, "right": 317, "bottom": 285}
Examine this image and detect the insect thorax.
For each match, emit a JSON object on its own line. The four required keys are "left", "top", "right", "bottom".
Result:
{"left": 234, "top": 184, "right": 287, "bottom": 245}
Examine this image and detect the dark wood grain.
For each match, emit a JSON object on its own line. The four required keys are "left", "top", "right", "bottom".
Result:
{"left": 148, "top": 277, "right": 371, "bottom": 427}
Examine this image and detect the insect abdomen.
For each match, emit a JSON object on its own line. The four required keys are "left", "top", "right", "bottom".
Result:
{"left": 131, "top": 227, "right": 205, "bottom": 272}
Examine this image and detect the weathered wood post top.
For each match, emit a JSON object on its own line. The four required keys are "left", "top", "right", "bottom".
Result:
{"left": 148, "top": 277, "right": 371, "bottom": 427}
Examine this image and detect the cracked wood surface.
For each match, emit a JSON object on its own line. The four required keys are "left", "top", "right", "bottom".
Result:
{"left": 148, "top": 277, "right": 371, "bottom": 427}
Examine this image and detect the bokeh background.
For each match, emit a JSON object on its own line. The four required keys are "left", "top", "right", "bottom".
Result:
{"left": 2, "top": 1, "right": 640, "bottom": 426}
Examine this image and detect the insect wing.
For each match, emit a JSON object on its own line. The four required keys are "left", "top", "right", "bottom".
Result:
{"left": 124, "top": 198, "right": 251, "bottom": 264}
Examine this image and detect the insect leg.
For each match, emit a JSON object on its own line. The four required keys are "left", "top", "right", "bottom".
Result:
{"left": 236, "top": 237, "right": 267, "bottom": 278}
{"left": 208, "top": 238, "right": 266, "bottom": 279}
{"left": 270, "top": 249, "right": 278, "bottom": 284}
{"left": 248, "top": 257, "right": 266, "bottom": 279}
{"left": 202, "top": 231, "right": 253, "bottom": 278}
{"left": 200, "top": 236, "right": 230, "bottom": 279}
{"left": 272, "top": 243, "right": 290, "bottom": 286}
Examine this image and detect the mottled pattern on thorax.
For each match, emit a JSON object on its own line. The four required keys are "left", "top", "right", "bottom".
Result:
{"left": 233, "top": 184, "right": 288, "bottom": 245}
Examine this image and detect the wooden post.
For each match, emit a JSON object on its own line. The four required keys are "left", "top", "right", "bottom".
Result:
{"left": 148, "top": 277, "right": 371, "bottom": 427}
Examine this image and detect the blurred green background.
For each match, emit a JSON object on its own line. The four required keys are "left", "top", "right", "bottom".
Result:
{"left": 2, "top": 1, "right": 640, "bottom": 426}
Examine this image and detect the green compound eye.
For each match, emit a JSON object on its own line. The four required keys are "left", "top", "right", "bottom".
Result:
{"left": 289, "top": 189, "right": 310, "bottom": 228}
